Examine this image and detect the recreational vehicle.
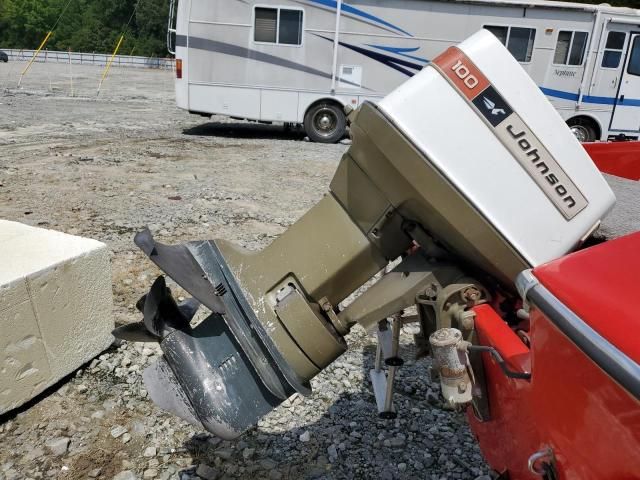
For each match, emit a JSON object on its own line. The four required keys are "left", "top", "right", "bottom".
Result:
{"left": 168, "top": 0, "right": 640, "bottom": 143}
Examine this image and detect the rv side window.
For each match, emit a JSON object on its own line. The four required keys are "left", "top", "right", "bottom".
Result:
{"left": 255, "top": 8, "right": 278, "bottom": 43}
{"left": 627, "top": 36, "right": 640, "bottom": 76}
{"left": 509, "top": 28, "right": 536, "bottom": 63}
{"left": 254, "top": 7, "right": 303, "bottom": 46}
{"left": 484, "top": 26, "right": 508, "bottom": 45}
{"left": 601, "top": 31, "right": 626, "bottom": 68}
{"left": 279, "top": 10, "right": 303, "bottom": 45}
{"left": 554, "top": 31, "right": 588, "bottom": 66}
{"left": 484, "top": 25, "right": 536, "bottom": 62}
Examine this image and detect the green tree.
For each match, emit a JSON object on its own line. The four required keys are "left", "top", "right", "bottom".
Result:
{"left": 1, "top": 0, "right": 65, "bottom": 48}
{"left": 132, "top": 0, "right": 169, "bottom": 57}
{"left": 1, "top": 0, "right": 640, "bottom": 56}
{"left": 0, "top": 0, "right": 169, "bottom": 56}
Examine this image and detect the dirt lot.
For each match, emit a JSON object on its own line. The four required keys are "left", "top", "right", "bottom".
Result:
{"left": 0, "top": 61, "right": 638, "bottom": 480}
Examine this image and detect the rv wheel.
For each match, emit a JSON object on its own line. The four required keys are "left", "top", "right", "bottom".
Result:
{"left": 567, "top": 118, "right": 598, "bottom": 143}
{"left": 304, "top": 103, "right": 346, "bottom": 143}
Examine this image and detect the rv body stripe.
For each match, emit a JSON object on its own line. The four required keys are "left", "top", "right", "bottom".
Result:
{"left": 541, "top": 87, "right": 640, "bottom": 107}
{"left": 314, "top": 34, "right": 423, "bottom": 76}
{"left": 176, "top": 35, "right": 366, "bottom": 89}
{"left": 431, "top": 47, "right": 588, "bottom": 220}
{"left": 366, "top": 44, "right": 429, "bottom": 63}
{"left": 304, "top": 0, "right": 413, "bottom": 37}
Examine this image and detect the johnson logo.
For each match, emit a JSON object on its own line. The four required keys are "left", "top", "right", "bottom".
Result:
{"left": 432, "top": 46, "right": 588, "bottom": 219}
{"left": 482, "top": 97, "right": 506, "bottom": 116}
{"left": 506, "top": 125, "right": 578, "bottom": 209}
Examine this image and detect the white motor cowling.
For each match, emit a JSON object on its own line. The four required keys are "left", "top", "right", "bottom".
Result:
{"left": 376, "top": 29, "right": 616, "bottom": 280}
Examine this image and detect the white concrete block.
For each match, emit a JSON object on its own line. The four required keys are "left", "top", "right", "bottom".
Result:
{"left": 0, "top": 220, "right": 114, "bottom": 414}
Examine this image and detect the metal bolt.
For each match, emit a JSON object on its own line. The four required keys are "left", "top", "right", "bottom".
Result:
{"left": 423, "top": 283, "right": 438, "bottom": 300}
{"left": 462, "top": 287, "right": 482, "bottom": 303}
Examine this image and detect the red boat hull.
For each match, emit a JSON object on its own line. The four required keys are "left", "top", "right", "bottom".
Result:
{"left": 468, "top": 233, "right": 640, "bottom": 479}
{"left": 583, "top": 141, "right": 640, "bottom": 181}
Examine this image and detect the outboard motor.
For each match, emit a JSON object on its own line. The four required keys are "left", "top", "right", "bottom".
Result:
{"left": 114, "top": 30, "right": 615, "bottom": 439}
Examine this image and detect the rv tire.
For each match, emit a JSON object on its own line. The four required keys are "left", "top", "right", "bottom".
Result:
{"left": 304, "top": 102, "right": 346, "bottom": 143}
{"left": 567, "top": 117, "right": 599, "bottom": 143}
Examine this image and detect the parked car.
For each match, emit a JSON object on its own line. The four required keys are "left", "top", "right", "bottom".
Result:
{"left": 0, "top": 51, "right": 8, "bottom": 63}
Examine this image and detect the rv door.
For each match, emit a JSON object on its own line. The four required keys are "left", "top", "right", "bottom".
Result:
{"left": 610, "top": 32, "right": 640, "bottom": 133}
{"left": 167, "top": 0, "right": 177, "bottom": 55}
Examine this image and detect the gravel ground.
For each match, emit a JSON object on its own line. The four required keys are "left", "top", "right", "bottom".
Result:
{"left": 0, "top": 61, "right": 637, "bottom": 480}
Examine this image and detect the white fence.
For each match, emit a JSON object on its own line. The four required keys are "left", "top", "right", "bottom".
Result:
{"left": 2, "top": 49, "right": 175, "bottom": 69}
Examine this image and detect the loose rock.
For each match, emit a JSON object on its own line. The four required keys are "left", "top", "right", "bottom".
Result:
{"left": 111, "top": 425, "right": 128, "bottom": 439}
{"left": 44, "top": 437, "right": 70, "bottom": 456}
{"left": 113, "top": 471, "right": 138, "bottom": 480}
{"left": 143, "top": 446, "right": 157, "bottom": 457}
{"left": 195, "top": 464, "right": 219, "bottom": 480}
{"left": 143, "top": 468, "right": 158, "bottom": 479}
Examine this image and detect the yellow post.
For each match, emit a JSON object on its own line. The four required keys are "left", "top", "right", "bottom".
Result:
{"left": 18, "top": 31, "right": 53, "bottom": 87}
{"left": 97, "top": 34, "right": 125, "bottom": 96}
{"left": 68, "top": 47, "right": 74, "bottom": 97}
